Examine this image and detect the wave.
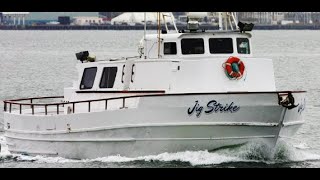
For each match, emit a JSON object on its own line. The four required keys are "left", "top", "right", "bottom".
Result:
{"left": 1, "top": 136, "right": 320, "bottom": 166}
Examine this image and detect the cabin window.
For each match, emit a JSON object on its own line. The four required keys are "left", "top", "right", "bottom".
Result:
{"left": 181, "top": 38, "right": 204, "bottom": 55}
{"left": 164, "top": 42, "right": 177, "bottom": 55}
{"left": 100, "top": 67, "right": 118, "bottom": 88}
{"left": 237, "top": 38, "right": 250, "bottom": 54}
{"left": 209, "top": 38, "right": 233, "bottom": 54}
{"left": 80, "top": 67, "right": 97, "bottom": 90}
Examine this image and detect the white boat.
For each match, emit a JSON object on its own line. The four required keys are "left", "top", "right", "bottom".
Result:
{"left": 2, "top": 12, "right": 306, "bottom": 159}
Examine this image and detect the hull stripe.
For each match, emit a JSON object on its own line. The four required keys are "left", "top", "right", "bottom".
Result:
{"left": 5, "top": 122, "right": 280, "bottom": 135}
{"left": 5, "top": 135, "right": 277, "bottom": 142}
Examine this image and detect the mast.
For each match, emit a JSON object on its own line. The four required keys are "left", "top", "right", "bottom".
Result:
{"left": 162, "top": 12, "right": 179, "bottom": 33}
{"left": 144, "top": 12, "right": 147, "bottom": 59}
{"left": 170, "top": 12, "right": 179, "bottom": 33}
{"left": 157, "top": 12, "right": 161, "bottom": 58}
{"left": 162, "top": 13, "right": 169, "bottom": 32}
{"left": 218, "top": 12, "right": 239, "bottom": 31}
{"left": 218, "top": 12, "right": 223, "bottom": 30}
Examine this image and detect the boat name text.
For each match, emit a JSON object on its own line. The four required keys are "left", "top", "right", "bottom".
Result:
{"left": 187, "top": 100, "right": 240, "bottom": 117}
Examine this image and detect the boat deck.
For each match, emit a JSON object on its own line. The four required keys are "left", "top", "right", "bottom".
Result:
{"left": 3, "top": 91, "right": 306, "bottom": 116}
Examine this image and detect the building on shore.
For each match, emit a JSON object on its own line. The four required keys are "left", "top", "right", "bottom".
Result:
{"left": 28, "top": 12, "right": 99, "bottom": 21}
{"left": 236, "top": 12, "right": 320, "bottom": 25}
{"left": 111, "top": 12, "right": 174, "bottom": 25}
{"left": 0, "top": 12, "right": 29, "bottom": 25}
{"left": 2, "top": 12, "right": 320, "bottom": 27}
{"left": 72, "top": 16, "right": 104, "bottom": 25}
{"left": 26, "top": 12, "right": 99, "bottom": 25}
{"left": 237, "top": 12, "right": 285, "bottom": 25}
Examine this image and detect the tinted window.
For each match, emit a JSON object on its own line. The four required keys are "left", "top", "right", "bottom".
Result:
{"left": 181, "top": 38, "right": 204, "bottom": 55}
{"left": 237, "top": 38, "right": 250, "bottom": 54}
{"left": 100, "top": 67, "right": 118, "bottom": 88}
{"left": 164, "top": 42, "right": 177, "bottom": 55}
{"left": 80, "top": 67, "right": 97, "bottom": 89}
{"left": 209, "top": 38, "right": 233, "bottom": 54}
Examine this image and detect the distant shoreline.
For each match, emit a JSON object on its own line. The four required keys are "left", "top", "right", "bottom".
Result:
{"left": 1, "top": 24, "right": 320, "bottom": 30}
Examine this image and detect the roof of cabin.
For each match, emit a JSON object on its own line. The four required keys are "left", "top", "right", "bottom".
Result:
{"left": 145, "top": 31, "right": 252, "bottom": 40}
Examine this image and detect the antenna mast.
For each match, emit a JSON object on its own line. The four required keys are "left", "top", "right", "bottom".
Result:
{"left": 157, "top": 12, "right": 161, "bottom": 58}
{"left": 218, "top": 12, "right": 239, "bottom": 31}
{"left": 162, "top": 12, "right": 179, "bottom": 33}
{"left": 144, "top": 12, "right": 147, "bottom": 59}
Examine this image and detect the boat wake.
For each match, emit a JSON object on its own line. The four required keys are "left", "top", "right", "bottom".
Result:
{"left": 1, "top": 135, "right": 319, "bottom": 166}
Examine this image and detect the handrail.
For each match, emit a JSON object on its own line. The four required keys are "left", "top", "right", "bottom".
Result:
{"left": 5, "top": 96, "right": 64, "bottom": 102}
{"left": 3, "top": 91, "right": 306, "bottom": 116}
{"left": 4, "top": 95, "right": 139, "bottom": 106}
{"left": 3, "top": 94, "right": 142, "bottom": 115}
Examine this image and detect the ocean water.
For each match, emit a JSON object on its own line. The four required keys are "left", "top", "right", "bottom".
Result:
{"left": 1, "top": 30, "right": 320, "bottom": 168}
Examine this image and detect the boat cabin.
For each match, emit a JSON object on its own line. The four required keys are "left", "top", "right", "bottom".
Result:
{"left": 143, "top": 32, "right": 252, "bottom": 59}
{"left": 64, "top": 31, "right": 276, "bottom": 103}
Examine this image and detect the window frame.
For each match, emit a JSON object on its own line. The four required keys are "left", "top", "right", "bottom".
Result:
{"left": 163, "top": 42, "right": 177, "bottom": 55}
{"left": 99, "top": 67, "right": 118, "bottom": 89}
{"left": 209, "top": 38, "right": 234, "bottom": 54}
{"left": 80, "top": 67, "right": 97, "bottom": 90}
{"left": 236, "top": 38, "right": 251, "bottom": 54}
{"left": 181, "top": 38, "right": 205, "bottom": 55}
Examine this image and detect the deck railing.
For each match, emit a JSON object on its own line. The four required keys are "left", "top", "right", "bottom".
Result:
{"left": 3, "top": 91, "right": 306, "bottom": 116}
{"left": 3, "top": 95, "right": 135, "bottom": 115}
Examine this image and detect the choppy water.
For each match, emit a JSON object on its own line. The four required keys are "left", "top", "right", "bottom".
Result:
{"left": 1, "top": 30, "right": 320, "bottom": 168}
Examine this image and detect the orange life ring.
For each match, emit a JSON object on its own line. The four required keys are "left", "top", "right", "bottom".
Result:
{"left": 224, "top": 56, "right": 245, "bottom": 79}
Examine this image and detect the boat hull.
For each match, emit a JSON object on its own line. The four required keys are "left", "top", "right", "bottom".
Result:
{"left": 3, "top": 92, "right": 306, "bottom": 159}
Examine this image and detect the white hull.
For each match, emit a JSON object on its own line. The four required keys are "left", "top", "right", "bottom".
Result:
{"left": 3, "top": 92, "right": 306, "bottom": 159}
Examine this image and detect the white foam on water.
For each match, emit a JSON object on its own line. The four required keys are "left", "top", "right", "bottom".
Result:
{"left": 0, "top": 135, "right": 12, "bottom": 158}
{"left": 138, "top": 150, "right": 245, "bottom": 166}
{"left": 86, "top": 150, "right": 246, "bottom": 166}
{"left": 84, "top": 141, "right": 320, "bottom": 165}
{"left": 2, "top": 149, "right": 253, "bottom": 166}
{"left": 1, "top": 135, "right": 320, "bottom": 166}
{"left": 273, "top": 141, "right": 320, "bottom": 163}
{"left": 15, "top": 155, "right": 81, "bottom": 163}
{"left": 88, "top": 155, "right": 137, "bottom": 163}
{"left": 293, "top": 143, "right": 310, "bottom": 150}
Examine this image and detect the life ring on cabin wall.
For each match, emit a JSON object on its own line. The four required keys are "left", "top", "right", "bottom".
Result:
{"left": 223, "top": 56, "right": 245, "bottom": 79}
